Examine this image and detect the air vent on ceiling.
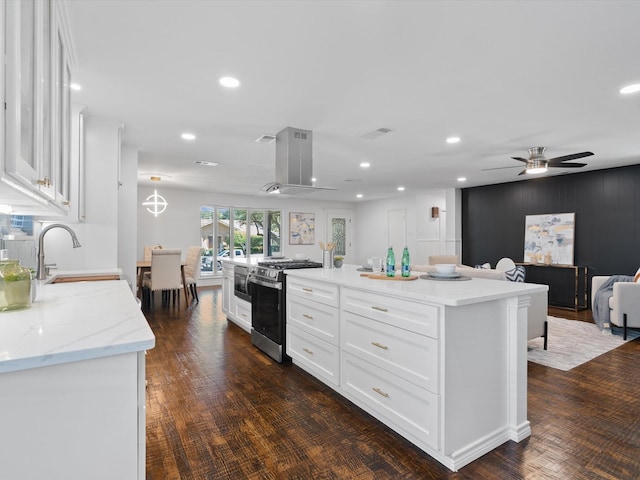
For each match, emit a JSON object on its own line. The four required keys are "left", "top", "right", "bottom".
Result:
{"left": 194, "top": 161, "right": 219, "bottom": 167}
{"left": 360, "top": 127, "right": 392, "bottom": 140}
{"left": 255, "top": 134, "right": 276, "bottom": 144}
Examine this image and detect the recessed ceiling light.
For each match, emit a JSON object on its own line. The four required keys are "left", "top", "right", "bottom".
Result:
{"left": 397, "top": 186, "right": 405, "bottom": 191}
{"left": 150, "top": 176, "right": 161, "bottom": 182}
{"left": 457, "top": 177, "right": 467, "bottom": 182}
{"left": 446, "top": 136, "right": 461, "bottom": 144}
{"left": 70, "top": 83, "right": 82, "bottom": 91}
{"left": 356, "top": 194, "right": 363, "bottom": 198}
{"left": 360, "top": 162, "right": 371, "bottom": 168}
{"left": 194, "top": 161, "right": 218, "bottom": 167}
{"left": 181, "top": 133, "right": 196, "bottom": 141}
{"left": 219, "top": 76, "right": 240, "bottom": 88}
{"left": 620, "top": 83, "right": 640, "bottom": 94}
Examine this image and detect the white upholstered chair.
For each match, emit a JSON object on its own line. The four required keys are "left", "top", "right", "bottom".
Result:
{"left": 592, "top": 276, "right": 640, "bottom": 339}
{"left": 142, "top": 249, "right": 183, "bottom": 308}
{"left": 184, "top": 246, "right": 204, "bottom": 302}
{"left": 143, "top": 244, "right": 163, "bottom": 261}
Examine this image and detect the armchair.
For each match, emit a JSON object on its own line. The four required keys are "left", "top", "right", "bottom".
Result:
{"left": 592, "top": 275, "right": 640, "bottom": 340}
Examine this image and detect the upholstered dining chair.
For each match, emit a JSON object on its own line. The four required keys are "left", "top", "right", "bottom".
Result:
{"left": 184, "top": 246, "right": 204, "bottom": 303}
{"left": 142, "top": 249, "right": 183, "bottom": 309}
{"left": 143, "top": 244, "right": 163, "bottom": 261}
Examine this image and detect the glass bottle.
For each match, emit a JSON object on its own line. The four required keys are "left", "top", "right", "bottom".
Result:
{"left": 386, "top": 247, "right": 396, "bottom": 277}
{"left": 401, "top": 247, "right": 410, "bottom": 277}
{"left": 0, "top": 260, "right": 32, "bottom": 311}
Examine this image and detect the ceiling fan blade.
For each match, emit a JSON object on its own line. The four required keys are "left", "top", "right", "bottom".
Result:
{"left": 481, "top": 165, "right": 522, "bottom": 171}
{"left": 548, "top": 162, "right": 586, "bottom": 168}
{"left": 511, "top": 157, "right": 529, "bottom": 163}
{"left": 546, "top": 151, "right": 594, "bottom": 164}
{"left": 518, "top": 169, "right": 529, "bottom": 176}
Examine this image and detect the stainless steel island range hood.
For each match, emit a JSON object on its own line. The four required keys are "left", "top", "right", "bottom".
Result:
{"left": 261, "top": 127, "right": 335, "bottom": 196}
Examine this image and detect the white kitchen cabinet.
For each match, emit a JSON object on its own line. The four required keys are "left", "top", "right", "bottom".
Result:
{"left": 286, "top": 276, "right": 340, "bottom": 386}
{"left": 283, "top": 267, "right": 540, "bottom": 471}
{"left": 222, "top": 262, "right": 234, "bottom": 316}
{"left": 234, "top": 297, "right": 251, "bottom": 332}
{"left": 0, "top": 280, "right": 154, "bottom": 480}
{"left": 0, "top": 352, "right": 146, "bottom": 480}
{"left": 2, "top": 0, "right": 78, "bottom": 214}
{"left": 340, "top": 287, "right": 441, "bottom": 452}
{"left": 220, "top": 261, "right": 251, "bottom": 333}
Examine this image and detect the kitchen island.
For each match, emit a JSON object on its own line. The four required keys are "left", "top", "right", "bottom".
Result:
{"left": 0, "top": 279, "right": 155, "bottom": 480}
{"left": 284, "top": 265, "right": 548, "bottom": 471}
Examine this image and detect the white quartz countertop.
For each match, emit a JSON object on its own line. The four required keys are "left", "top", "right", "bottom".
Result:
{"left": 0, "top": 279, "right": 155, "bottom": 374}
{"left": 284, "top": 264, "right": 548, "bottom": 306}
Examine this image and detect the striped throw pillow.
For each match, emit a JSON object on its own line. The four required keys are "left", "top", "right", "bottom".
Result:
{"left": 505, "top": 265, "right": 525, "bottom": 282}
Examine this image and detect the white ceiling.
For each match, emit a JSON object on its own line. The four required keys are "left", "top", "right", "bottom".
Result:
{"left": 66, "top": 0, "right": 640, "bottom": 203}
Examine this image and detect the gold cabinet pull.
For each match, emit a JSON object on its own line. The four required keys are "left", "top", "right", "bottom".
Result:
{"left": 63, "top": 201, "right": 70, "bottom": 206}
{"left": 371, "top": 341, "right": 389, "bottom": 350}
{"left": 371, "top": 306, "right": 388, "bottom": 312}
{"left": 303, "top": 314, "right": 313, "bottom": 320}
{"left": 303, "top": 348, "right": 314, "bottom": 355}
{"left": 37, "top": 178, "right": 51, "bottom": 187}
{"left": 372, "top": 387, "right": 389, "bottom": 398}
{"left": 302, "top": 288, "right": 313, "bottom": 292}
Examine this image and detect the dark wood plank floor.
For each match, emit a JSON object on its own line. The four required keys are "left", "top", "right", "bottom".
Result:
{"left": 144, "top": 288, "right": 640, "bottom": 479}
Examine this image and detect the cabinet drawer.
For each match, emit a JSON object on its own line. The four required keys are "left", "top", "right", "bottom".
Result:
{"left": 342, "top": 311, "right": 439, "bottom": 394}
{"left": 287, "top": 324, "right": 339, "bottom": 386}
{"left": 286, "top": 277, "right": 339, "bottom": 308}
{"left": 341, "top": 288, "right": 439, "bottom": 338}
{"left": 287, "top": 296, "right": 339, "bottom": 346}
{"left": 341, "top": 352, "right": 439, "bottom": 451}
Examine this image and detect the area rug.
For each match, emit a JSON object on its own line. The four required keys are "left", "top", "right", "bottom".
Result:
{"left": 527, "top": 316, "right": 640, "bottom": 371}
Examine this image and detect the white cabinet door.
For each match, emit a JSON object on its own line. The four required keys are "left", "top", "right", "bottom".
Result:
{"left": 5, "top": 0, "right": 41, "bottom": 189}
{"left": 3, "top": 0, "right": 76, "bottom": 213}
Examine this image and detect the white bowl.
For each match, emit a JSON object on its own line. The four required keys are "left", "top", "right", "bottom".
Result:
{"left": 435, "top": 263, "right": 456, "bottom": 275}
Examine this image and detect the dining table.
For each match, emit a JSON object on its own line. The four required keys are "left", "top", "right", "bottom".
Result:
{"left": 136, "top": 260, "right": 189, "bottom": 302}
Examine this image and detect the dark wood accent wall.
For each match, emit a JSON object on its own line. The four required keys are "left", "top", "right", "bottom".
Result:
{"left": 461, "top": 164, "right": 640, "bottom": 286}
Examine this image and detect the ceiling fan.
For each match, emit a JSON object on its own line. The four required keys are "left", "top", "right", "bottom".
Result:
{"left": 484, "top": 147, "right": 594, "bottom": 175}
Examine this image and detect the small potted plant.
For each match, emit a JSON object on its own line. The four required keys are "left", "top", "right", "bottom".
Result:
{"left": 334, "top": 255, "right": 344, "bottom": 268}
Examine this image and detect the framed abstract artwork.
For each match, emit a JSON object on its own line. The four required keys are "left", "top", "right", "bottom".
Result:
{"left": 289, "top": 212, "right": 315, "bottom": 245}
{"left": 524, "top": 212, "right": 575, "bottom": 265}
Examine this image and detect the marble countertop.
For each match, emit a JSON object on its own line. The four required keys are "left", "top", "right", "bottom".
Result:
{"left": 284, "top": 264, "right": 548, "bottom": 306}
{"left": 0, "top": 279, "right": 155, "bottom": 374}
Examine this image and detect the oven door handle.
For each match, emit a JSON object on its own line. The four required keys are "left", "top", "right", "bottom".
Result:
{"left": 248, "top": 276, "right": 282, "bottom": 290}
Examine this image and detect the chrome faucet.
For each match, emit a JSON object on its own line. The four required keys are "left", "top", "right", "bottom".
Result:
{"left": 36, "top": 224, "right": 82, "bottom": 280}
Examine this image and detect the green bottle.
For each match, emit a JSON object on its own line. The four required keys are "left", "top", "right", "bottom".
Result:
{"left": 386, "top": 247, "right": 395, "bottom": 277}
{"left": 401, "top": 247, "right": 410, "bottom": 277}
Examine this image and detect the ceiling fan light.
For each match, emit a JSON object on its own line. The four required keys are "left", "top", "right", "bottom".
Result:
{"left": 620, "top": 83, "right": 640, "bottom": 95}
{"left": 526, "top": 166, "right": 548, "bottom": 174}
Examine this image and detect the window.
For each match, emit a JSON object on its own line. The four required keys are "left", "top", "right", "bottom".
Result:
{"left": 199, "top": 206, "right": 281, "bottom": 276}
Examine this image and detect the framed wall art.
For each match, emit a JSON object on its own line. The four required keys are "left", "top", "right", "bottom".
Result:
{"left": 524, "top": 212, "right": 575, "bottom": 265}
{"left": 289, "top": 212, "right": 315, "bottom": 245}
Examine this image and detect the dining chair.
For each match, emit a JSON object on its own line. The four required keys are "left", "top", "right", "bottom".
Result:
{"left": 184, "top": 246, "right": 204, "bottom": 303}
{"left": 142, "top": 249, "right": 183, "bottom": 309}
{"left": 143, "top": 244, "right": 163, "bottom": 261}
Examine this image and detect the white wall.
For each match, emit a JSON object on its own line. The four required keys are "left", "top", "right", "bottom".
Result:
{"left": 137, "top": 185, "right": 355, "bottom": 265}
{"left": 37, "top": 116, "right": 121, "bottom": 272}
{"left": 355, "top": 188, "right": 460, "bottom": 266}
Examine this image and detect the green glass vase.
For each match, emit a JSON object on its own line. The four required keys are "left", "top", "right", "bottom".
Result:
{"left": 0, "top": 260, "right": 32, "bottom": 312}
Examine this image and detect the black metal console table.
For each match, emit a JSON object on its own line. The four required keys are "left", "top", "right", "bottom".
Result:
{"left": 516, "top": 263, "right": 588, "bottom": 311}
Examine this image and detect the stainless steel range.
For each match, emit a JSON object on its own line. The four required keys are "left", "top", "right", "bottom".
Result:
{"left": 248, "top": 259, "right": 323, "bottom": 363}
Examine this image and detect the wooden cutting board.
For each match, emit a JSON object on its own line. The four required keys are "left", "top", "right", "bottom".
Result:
{"left": 360, "top": 273, "right": 419, "bottom": 281}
